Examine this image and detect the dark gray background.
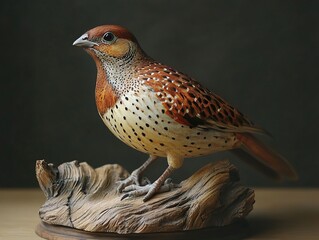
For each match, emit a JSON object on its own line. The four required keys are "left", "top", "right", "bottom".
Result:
{"left": 1, "top": 0, "right": 318, "bottom": 187}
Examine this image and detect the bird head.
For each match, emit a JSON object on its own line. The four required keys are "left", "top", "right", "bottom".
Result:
{"left": 73, "top": 25, "right": 141, "bottom": 61}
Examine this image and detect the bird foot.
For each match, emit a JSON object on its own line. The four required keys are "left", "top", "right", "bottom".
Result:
{"left": 117, "top": 170, "right": 150, "bottom": 193}
{"left": 121, "top": 178, "right": 180, "bottom": 202}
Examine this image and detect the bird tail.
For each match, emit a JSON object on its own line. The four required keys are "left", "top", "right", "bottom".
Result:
{"left": 234, "top": 133, "right": 298, "bottom": 180}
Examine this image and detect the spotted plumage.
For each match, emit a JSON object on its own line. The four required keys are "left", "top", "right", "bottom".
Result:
{"left": 73, "top": 25, "right": 297, "bottom": 201}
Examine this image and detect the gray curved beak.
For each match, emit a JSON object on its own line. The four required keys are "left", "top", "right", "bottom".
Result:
{"left": 73, "top": 33, "right": 98, "bottom": 48}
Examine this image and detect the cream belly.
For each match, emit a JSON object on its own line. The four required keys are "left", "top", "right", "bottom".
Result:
{"left": 101, "top": 89, "right": 238, "bottom": 159}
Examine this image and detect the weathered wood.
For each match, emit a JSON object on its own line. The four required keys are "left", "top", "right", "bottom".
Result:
{"left": 36, "top": 159, "right": 254, "bottom": 234}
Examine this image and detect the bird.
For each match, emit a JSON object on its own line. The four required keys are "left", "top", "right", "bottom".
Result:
{"left": 73, "top": 25, "right": 297, "bottom": 201}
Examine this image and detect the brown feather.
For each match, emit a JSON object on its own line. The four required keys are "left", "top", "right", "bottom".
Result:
{"left": 236, "top": 133, "right": 298, "bottom": 180}
{"left": 87, "top": 25, "right": 138, "bottom": 43}
{"left": 86, "top": 50, "right": 118, "bottom": 115}
{"left": 141, "top": 62, "right": 264, "bottom": 134}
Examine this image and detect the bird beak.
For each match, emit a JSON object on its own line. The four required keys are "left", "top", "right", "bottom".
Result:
{"left": 73, "top": 33, "right": 99, "bottom": 48}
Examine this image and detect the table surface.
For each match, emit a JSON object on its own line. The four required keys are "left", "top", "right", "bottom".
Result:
{"left": 0, "top": 188, "right": 318, "bottom": 240}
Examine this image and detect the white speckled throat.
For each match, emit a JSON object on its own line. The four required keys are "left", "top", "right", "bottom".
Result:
{"left": 93, "top": 44, "right": 140, "bottom": 96}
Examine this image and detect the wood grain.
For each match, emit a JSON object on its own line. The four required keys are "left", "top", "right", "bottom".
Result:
{"left": 35, "top": 159, "right": 254, "bottom": 234}
{"left": 1, "top": 189, "right": 319, "bottom": 239}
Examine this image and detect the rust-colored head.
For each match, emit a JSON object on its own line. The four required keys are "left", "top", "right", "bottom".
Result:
{"left": 73, "top": 25, "right": 139, "bottom": 58}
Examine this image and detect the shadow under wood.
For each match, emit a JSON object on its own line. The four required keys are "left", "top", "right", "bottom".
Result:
{"left": 36, "top": 220, "right": 250, "bottom": 240}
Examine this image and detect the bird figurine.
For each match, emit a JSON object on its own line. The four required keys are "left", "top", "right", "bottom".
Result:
{"left": 73, "top": 25, "right": 297, "bottom": 201}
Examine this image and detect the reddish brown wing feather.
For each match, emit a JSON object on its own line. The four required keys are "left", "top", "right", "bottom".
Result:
{"left": 140, "top": 62, "right": 264, "bottom": 134}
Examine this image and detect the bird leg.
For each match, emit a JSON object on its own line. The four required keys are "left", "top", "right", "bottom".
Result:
{"left": 117, "top": 155, "right": 157, "bottom": 193}
{"left": 121, "top": 165, "right": 178, "bottom": 202}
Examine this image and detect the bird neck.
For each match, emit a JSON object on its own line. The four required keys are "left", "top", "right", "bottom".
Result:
{"left": 94, "top": 58, "right": 118, "bottom": 116}
{"left": 92, "top": 46, "right": 147, "bottom": 116}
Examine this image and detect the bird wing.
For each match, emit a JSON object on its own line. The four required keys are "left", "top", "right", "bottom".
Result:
{"left": 141, "top": 63, "right": 265, "bottom": 134}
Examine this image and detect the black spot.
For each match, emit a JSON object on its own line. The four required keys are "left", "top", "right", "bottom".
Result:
{"left": 123, "top": 116, "right": 126, "bottom": 120}
{"left": 154, "top": 148, "right": 158, "bottom": 151}
{"left": 204, "top": 137, "right": 207, "bottom": 139}
{"left": 197, "top": 132, "right": 201, "bottom": 135}
{"left": 149, "top": 139, "right": 153, "bottom": 142}
{"left": 164, "top": 127, "right": 168, "bottom": 131}
{"left": 120, "top": 123, "right": 123, "bottom": 127}
{"left": 136, "top": 106, "right": 139, "bottom": 110}
{"left": 160, "top": 143, "right": 165, "bottom": 146}
{"left": 189, "top": 92, "right": 195, "bottom": 98}
{"left": 158, "top": 132, "right": 162, "bottom": 135}
{"left": 161, "top": 109, "right": 165, "bottom": 114}
{"left": 133, "top": 112, "right": 135, "bottom": 114}
{"left": 137, "top": 138, "right": 141, "bottom": 141}
{"left": 120, "top": 101, "right": 123, "bottom": 104}
{"left": 148, "top": 115, "right": 152, "bottom": 119}
{"left": 183, "top": 145, "right": 188, "bottom": 147}
{"left": 155, "top": 121, "right": 158, "bottom": 124}
{"left": 139, "top": 116, "right": 142, "bottom": 120}
{"left": 191, "top": 142, "right": 195, "bottom": 145}
{"left": 125, "top": 97, "right": 129, "bottom": 101}
{"left": 156, "top": 114, "right": 159, "bottom": 118}
{"left": 142, "top": 133, "right": 146, "bottom": 136}
{"left": 172, "top": 137, "right": 176, "bottom": 140}
{"left": 188, "top": 150, "right": 193, "bottom": 153}
{"left": 134, "top": 132, "right": 138, "bottom": 136}
{"left": 125, "top": 107, "right": 128, "bottom": 111}
{"left": 186, "top": 136, "right": 190, "bottom": 139}
{"left": 208, "top": 143, "right": 212, "bottom": 147}
{"left": 145, "top": 123, "right": 150, "bottom": 127}
{"left": 197, "top": 147, "right": 201, "bottom": 150}
{"left": 140, "top": 126, "right": 144, "bottom": 130}
{"left": 147, "top": 106, "right": 150, "bottom": 110}
{"left": 128, "top": 135, "right": 131, "bottom": 139}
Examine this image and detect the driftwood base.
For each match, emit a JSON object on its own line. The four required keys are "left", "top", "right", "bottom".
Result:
{"left": 35, "top": 159, "right": 254, "bottom": 236}
{"left": 36, "top": 220, "right": 250, "bottom": 240}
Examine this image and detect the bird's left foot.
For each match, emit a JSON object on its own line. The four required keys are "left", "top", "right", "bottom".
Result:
{"left": 121, "top": 178, "right": 179, "bottom": 202}
{"left": 117, "top": 169, "right": 151, "bottom": 193}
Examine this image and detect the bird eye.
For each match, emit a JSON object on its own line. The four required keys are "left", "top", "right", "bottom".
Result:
{"left": 102, "top": 32, "right": 116, "bottom": 44}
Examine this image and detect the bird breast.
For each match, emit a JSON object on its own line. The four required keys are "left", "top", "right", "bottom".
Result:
{"left": 100, "top": 85, "right": 238, "bottom": 158}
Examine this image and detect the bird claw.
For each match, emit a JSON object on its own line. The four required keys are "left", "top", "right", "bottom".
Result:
{"left": 117, "top": 169, "right": 141, "bottom": 193}
{"left": 120, "top": 179, "right": 179, "bottom": 202}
